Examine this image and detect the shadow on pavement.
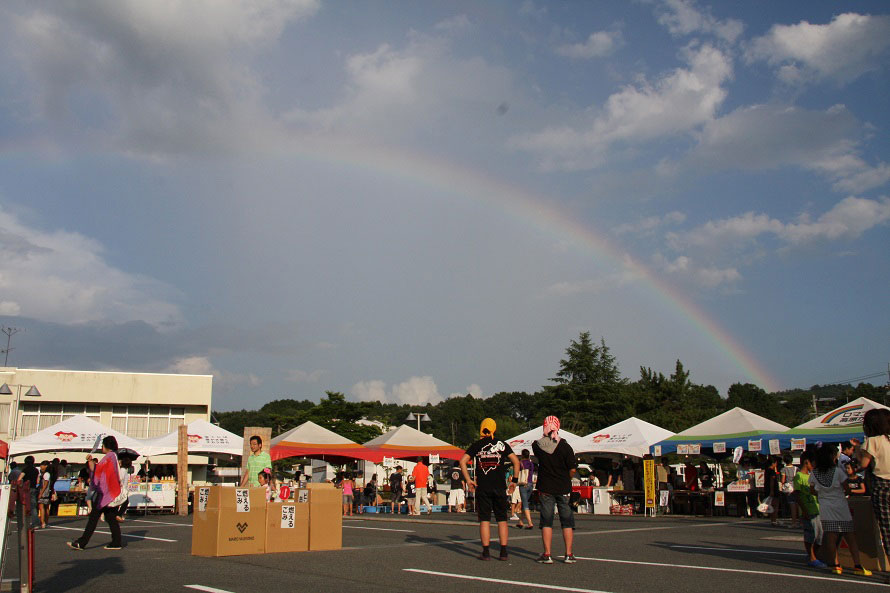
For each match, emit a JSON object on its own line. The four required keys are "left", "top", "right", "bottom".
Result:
{"left": 38, "top": 556, "right": 125, "bottom": 591}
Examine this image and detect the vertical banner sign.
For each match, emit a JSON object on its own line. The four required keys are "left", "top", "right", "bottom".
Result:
{"left": 428, "top": 454, "right": 440, "bottom": 464}
{"left": 753, "top": 469, "right": 765, "bottom": 489}
{"left": 768, "top": 439, "right": 781, "bottom": 455}
{"left": 653, "top": 445, "right": 662, "bottom": 457}
{"left": 235, "top": 489, "right": 251, "bottom": 512}
{"left": 689, "top": 444, "right": 701, "bottom": 455}
{"left": 714, "top": 491, "right": 725, "bottom": 507}
{"left": 712, "top": 442, "right": 726, "bottom": 454}
{"left": 791, "top": 438, "right": 806, "bottom": 451}
{"left": 197, "top": 487, "right": 209, "bottom": 512}
{"left": 297, "top": 490, "right": 309, "bottom": 504}
{"left": 659, "top": 490, "right": 669, "bottom": 507}
{"left": 644, "top": 459, "right": 656, "bottom": 510}
{"left": 748, "top": 440, "right": 762, "bottom": 452}
{"left": 280, "top": 505, "right": 295, "bottom": 529}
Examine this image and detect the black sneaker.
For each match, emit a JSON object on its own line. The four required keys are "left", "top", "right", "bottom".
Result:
{"left": 104, "top": 543, "right": 122, "bottom": 550}
{"left": 564, "top": 554, "right": 577, "bottom": 564}
{"left": 478, "top": 553, "right": 491, "bottom": 561}
{"left": 67, "top": 541, "right": 85, "bottom": 551}
{"left": 536, "top": 554, "right": 554, "bottom": 564}
{"left": 499, "top": 551, "right": 509, "bottom": 561}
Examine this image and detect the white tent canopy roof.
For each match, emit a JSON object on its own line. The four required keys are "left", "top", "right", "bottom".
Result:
{"left": 9, "top": 414, "right": 144, "bottom": 457}
{"left": 504, "top": 426, "right": 586, "bottom": 455}
{"left": 578, "top": 417, "right": 675, "bottom": 457}
{"left": 141, "top": 419, "right": 243, "bottom": 457}
{"left": 675, "top": 407, "right": 789, "bottom": 437}
{"left": 362, "top": 424, "right": 456, "bottom": 448}
{"left": 272, "top": 420, "right": 360, "bottom": 446}
{"left": 794, "top": 397, "right": 888, "bottom": 429}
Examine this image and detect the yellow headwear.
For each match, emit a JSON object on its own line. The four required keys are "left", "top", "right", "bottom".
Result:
{"left": 480, "top": 417, "right": 497, "bottom": 437}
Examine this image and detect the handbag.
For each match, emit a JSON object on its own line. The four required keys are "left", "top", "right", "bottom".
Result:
{"left": 756, "top": 495, "right": 775, "bottom": 514}
{"left": 518, "top": 469, "right": 529, "bottom": 486}
{"left": 780, "top": 482, "right": 794, "bottom": 495}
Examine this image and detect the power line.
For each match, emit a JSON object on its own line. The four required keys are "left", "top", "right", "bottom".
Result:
{"left": 825, "top": 370, "right": 887, "bottom": 386}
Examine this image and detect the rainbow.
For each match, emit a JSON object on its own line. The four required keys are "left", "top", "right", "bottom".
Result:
{"left": 276, "top": 135, "right": 781, "bottom": 392}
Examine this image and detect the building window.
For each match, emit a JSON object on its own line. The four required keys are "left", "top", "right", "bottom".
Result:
{"left": 111, "top": 406, "right": 186, "bottom": 438}
{"left": 0, "top": 403, "right": 9, "bottom": 435}
{"left": 18, "top": 403, "right": 101, "bottom": 437}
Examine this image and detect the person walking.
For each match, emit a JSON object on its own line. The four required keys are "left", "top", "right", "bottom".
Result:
{"left": 811, "top": 443, "right": 871, "bottom": 576}
{"left": 857, "top": 408, "right": 890, "bottom": 559}
{"left": 67, "top": 436, "right": 123, "bottom": 551}
{"left": 532, "top": 415, "right": 577, "bottom": 564}
{"left": 412, "top": 457, "right": 432, "bottom": 515}
{"left": 793, "top": 451, "right": 825, "bottom": 568}
{"left": 241, "top": 435, "right": 272, "bottom": 488}
{"left": 516, "top": 450, "right": 535, "bottom": 529}
{"left": 460, "top": 418, "right": 520, "bottom": 561}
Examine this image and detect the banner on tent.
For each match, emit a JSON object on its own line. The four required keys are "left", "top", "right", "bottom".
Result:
{"left": 791, "top": 438, "right": 806, "bottom": 451}
{"left": 748, "top": 440, "right": 762, "bottom": 452}
{"left": 652, "top": 445, "right": 662, "bottom": 457}
{"left": 429, "top": 454, "right": 440, "bottom": 464}
{"left": 689, "top": 444, "right": 701, "bottom": 455}
{"left": 713, "top": 442, "right": 726, "bottom": 454}
{"left": 382, "top": 457, "right": 395, "bottom": 467}
{"left": 753, "top": 469, "right": 765, "bottom": 489}
{"left": 769, "top": 439, "right": 781, "bottom": 455}
{"left": 677, "top": 445, "right": 689, "bottom": 455}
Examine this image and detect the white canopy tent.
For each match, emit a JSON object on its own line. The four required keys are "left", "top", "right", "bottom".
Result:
{"left": 140, "top": 419, "right": 243, "bottom": 457}
{"left": 9, "top": 414, "right": 145, "bottom": 457}
{"left": 504, "top": 426, "right": 586, "bottom": 455}
{"left": 578, "top": 417, "right": 675, "bottom": 458}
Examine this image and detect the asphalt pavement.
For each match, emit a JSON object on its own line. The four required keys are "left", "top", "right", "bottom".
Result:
{"left": 20, "top": 513, "right": 889, "bottom": 593}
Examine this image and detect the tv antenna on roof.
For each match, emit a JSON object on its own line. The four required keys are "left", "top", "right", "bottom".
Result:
{"left": 1, "top": 326, "right": 20, "bottom": 366}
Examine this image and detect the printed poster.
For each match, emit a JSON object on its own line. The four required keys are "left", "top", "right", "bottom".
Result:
{"left": 659, "top": 490, "right": 670, "bottom": 507}
{"left": 689, "top": 444, "right": 701, "bottom": 455}
{"left": 790, "top": 438, "right": 806, "bottom": 451}
{"left": 712, "top": 442, "right": 726, "bottom": 454}
{"left": 643, "top": 459, "right": 656, "bottom": 509}
{"left": 280, "top": 505, "right": 295, "bottom": 529}
{"left": 197, "top": 487, "right": 209, "bottom": 512}
{"left": 748, "top": 439, "right": 762, "bottom": 452}
{"left": 753, "top": 469, "right": 765, "bottom": 489}
{"left": 235, "top": 488, "right": 251, "bottom": 512}
{"left": 382, "top": 457, "right": 395, "bottom": 467}
{"left": 297, "top": 490, "right": 309, "bottom": 504}
{"left": 714, "top": 491, "right": 725, "bottom": 507}
{"left": 428, "top": 454, "right": 440, "bottom": 464}
{"left": 677, "top": 444, "right": 689, "bottom": 455}
{"left": 768, "top": 439, "right": 781, "bottom": 455}
{"left": 652, "top": 445, "right": 662, "bottom": 457}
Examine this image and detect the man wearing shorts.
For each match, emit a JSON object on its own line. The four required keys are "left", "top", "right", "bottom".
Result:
{"left": 448, "top": 462, "right": 466, "bottom": 512}
{"left": 532, "top": 415, "right": 577, "bottom": 564}
{"left": 461, "top": 418, "right": 520, "bottom": 561}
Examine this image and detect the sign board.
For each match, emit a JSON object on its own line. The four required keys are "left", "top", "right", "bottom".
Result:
{"left": 769, "top": 439, "right": 781, "bottom": 455}
{"left": 748, "top": 439, "right": 762, "bottom": 452}
{"left": 652, "top": 445, "right": 662, "bottom": 457}
{"left": 677, "top": 444, "right": 689, "bottom": 455}
{"left": 382, "top": 457, "right": 395, "bottom": 467}
{"left": 280, "top": 505, "right": 296, "bottom": 529}
{"left": 279, "top": 485, "right": 291, "bottom": 501}
{"left": 643, "top": 459, "right": 656, "bottom": 509}
{"left": 235, "top": 489, "right": 251, "bottom": 512}
{"left": 297, "top": 490, "right": 309, "bottom": 504}
{"left": 197, "top": 487, "right": 210, "bottom": 512}
{"left": 712, "top": 442, "right": 726, "bottom": 454}
{"left": 791, "top": 438, "right": 806, "bottom": 451}
{"left": 659, "top": 490, "right": 669, "bottom": 507}
{"left": 428, "top": 454, "right": 440, "bottom": 464}
{"left": 689, "top": 444, "right": 701, "bottom": 455}
{"left": 753, "top": 469, "right": 765, "bottom": 489}
{"left": 714, "top": 491, "right": 725, "bottom": 507}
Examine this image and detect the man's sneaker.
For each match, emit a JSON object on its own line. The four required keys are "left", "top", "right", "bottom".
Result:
{"left": 67, "top": 541, "right": 85, "bottom": 551}
{"left": 478, "top": 553, "right": 491, "bottom": 561}
{"left": 806, "top": 559, "right": 827, "bottom": 568}
{"left": 498, "top": 551, "right": 509, "bottom": 561}
{"left": 509, "top": 514, "right": 519, "bottom": 520}
{"left": 536, "top": 554, "right": 554, "bottom": 564}
{"left": 104, "top": 543, "right": 122, "bottom": 550}
{"left": 564, "top": 555, "right": 577, "bottom": 564}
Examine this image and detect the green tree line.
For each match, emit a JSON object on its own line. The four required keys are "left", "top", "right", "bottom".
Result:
{"left": 215, "top": 331, "right": 888, "bottom": 449}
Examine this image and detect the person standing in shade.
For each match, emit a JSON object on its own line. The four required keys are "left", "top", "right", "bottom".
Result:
{"left": 857, "top": 408, "right": 890, "bottom": 560}
{"left": 460, "top": 418, "right": 520, "bottom": 561}
{"left": 448, "top": 462, "right": 466, "bottom": 513}
{"left": 241, "top": 435, "right": 272, "bottom": 488}
{"left": 389, "top": 466, "right": 404, "bottom": 514}
{"left": 67, "top": 436, "right": 123, "bottom": 551}
{"left": 516, "top": 449, "right": 535, "bottom": 529}
{"left": 532, "top": 415, "right": 577, "bottom": 564}
{"left": 412, "top": 457, "right": 432, "bottom": 515}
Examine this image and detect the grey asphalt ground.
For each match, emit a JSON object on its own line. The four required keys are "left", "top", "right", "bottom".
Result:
{"left": 20, "top": 513, "right": 890, "bottom": 593}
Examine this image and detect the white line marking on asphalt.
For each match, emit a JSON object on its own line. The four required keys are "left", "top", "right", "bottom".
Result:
{"left": 575, "top": 557, "right": 886, "bottom": 587}
{"left": 669, "top": 544, "right": 805, "bottom": 556}
{"left": 404, "top": 569, "right": 613, "bottom": 593}
{"left": 131, "top": 519, "right": 193, "bottom": 527}
{"left": 185, "top": 586, "right": 236, "bottom": 593}
{"left": 343, "top": 525, "right": 415, "bottom": 533}
{"left": 47, "top": 525, "right": 177, "bottom": 542}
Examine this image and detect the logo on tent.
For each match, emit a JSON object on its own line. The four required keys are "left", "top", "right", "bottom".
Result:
{"left": 54, "top": 431, "right": 78, "bottom": 442}
{"left": 821, "top": 404, "right": 865, "bottom": 426}
{"left": 188, "top": 434, "right": 203, "bottom": 444}
{"left": 591, "top": 434, "right": 610, "bottom": 444}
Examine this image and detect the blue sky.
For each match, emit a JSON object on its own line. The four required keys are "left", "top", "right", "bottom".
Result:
{"left": 1, "top": 1, "right": 888, "bottom": 410}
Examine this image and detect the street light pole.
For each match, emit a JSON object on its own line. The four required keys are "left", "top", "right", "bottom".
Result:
{"left": 0, "top": 383, "right": 41, "bottom": 441}
{"left": 404, "top": 412, "right": 431, "bottom": 433}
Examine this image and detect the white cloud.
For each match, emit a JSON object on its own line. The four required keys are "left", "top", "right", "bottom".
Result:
{"left": 351, "top": 376, "right": 444, "bottom": 405}
{"left": 167, "top": 355, "right": 262, "bottom": 388}
{"left": 0, "top": 207, "right": 182, "bottom": 327}
{"left": 5, "top": 0, "right": 318, "bottom": 156}
{"left": 513, "top": 44, "right": 732, "bottom": 170}
{"left": 745, "top": 13, "right": 890, "bottom": 86}
{"left": 555, "top": 31, "right": 622, "bottom": 59}
{"left": 613, "top": 211, "right": 686, "bottom": 235}
{"left": 655, "top": 0, "right": 744, "bottom": 43}
{"left": 449, "top": 384, "right": 484, "bottom": 399}
{"left": 284, "top": 369, "right": 327, "bottom": 383}
{"left": 654, "top": 254, "right": 741, "bottom": 288}
{"left": 668, "top": 212, "right": 784, "bottom": 250}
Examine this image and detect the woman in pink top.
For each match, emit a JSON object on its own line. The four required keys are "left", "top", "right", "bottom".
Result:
{"left": 340, "top": 473, "right": 355, "bottom": 516}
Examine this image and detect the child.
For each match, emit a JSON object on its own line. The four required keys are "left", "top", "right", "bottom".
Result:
{"left": 405, "top": 475, "right": 416, "bottom": 515}
{"left": 258, "top": 469, "right": 274, "bottom": 502}
{"left": 794, "top": 452, "right": 825, "bottom": 568}
{"left": 811, "top": 444, "right": 871, "bottom": 576}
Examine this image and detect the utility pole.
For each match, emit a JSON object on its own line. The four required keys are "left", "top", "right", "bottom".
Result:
{"left": 1, "top": 326, "right": 20, "bottom": 366}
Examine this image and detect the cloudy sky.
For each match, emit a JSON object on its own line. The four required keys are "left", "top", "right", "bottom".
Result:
{"left": 1, "top": 1, "right": 888, "bottom": 410}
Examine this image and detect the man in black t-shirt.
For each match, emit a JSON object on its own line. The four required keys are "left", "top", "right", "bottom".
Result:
{"left": 532, "top": 415, "right": 578, "bottom": 564}
{"left": 389, "top": 466, "right": 404, "bottom": 514}
{"left": 460, "top": 417, "right": 520, "bottom": 561}
{"left": 448, "top": 462, "right": 466, "bottom": 512}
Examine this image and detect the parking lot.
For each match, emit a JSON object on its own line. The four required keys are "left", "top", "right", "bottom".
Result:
{"left": 21, "top": 513, "right": 888, "bottom": 593}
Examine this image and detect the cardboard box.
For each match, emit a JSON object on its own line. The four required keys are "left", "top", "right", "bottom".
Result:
{"left": 192, "top": 486, "right": 267, "bottom": 557}
{"left": 307, "top": 483, "right": 342, "bottom": 551}
{"left": 265, "top": 496, "right": 309, "bottom": 554}
{"left": 838, "top": 497, "right": 888, "bottom": 571}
